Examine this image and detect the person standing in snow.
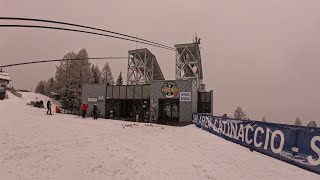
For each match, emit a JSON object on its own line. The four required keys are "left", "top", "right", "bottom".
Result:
{"left": 47, "top": 100, "right": 52, "bottom": 115}
{"left": 93, "top": 104, "right": 98, "bottom": 120}
{"left": 82, "top": 102, "right": 88, "bottom": 118}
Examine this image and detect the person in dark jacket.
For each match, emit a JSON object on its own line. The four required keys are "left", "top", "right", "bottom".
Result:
{"left": 82, "top": 102, "right": 88, "bottom": 118}
{"left": 93, "top": 104, "right": 98, "bottom": 120}
{"left": 47, "top": 100, "right": 52, "bottom": 115}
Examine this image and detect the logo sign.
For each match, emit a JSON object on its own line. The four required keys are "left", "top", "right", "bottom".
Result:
{"left": 161, "top": 82, "right": 179, "bottom": 98}
{"left": 88, "top": 97, "right": 97, "bottom": 102}
{"left": 180, "top": 92, "right": 191, "bottom": 101}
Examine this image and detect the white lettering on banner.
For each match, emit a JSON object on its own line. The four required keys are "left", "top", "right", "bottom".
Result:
{"left": 307, "top": 136, "right": 320, "bottom": 166}
{"left": 218, "top": 120, "right": 223, "bottom": 133}
{"left": 230, "top": 122, "right": 238, "bottom": 139}
{"left": 245, "top": 125, "right": 254, "bottom": 145}
{"left": 254, "top": 127, "right": 264, "bottom": 148}
{"left": 237, "top": 124, "right": 245, "bottom": 142}
{"left": 180, "top": 92, "right": 191, "bottom": 101}
{"left": 226, "top": 121, "right": 232, "bottom": 138}
{"left": 270, "top": 130, "right": 285, "bottom": 154}
{"left": 222, "top": 121, "right": 227, "bottom": 134}
{"left": 194, "top": 114, "right": 320, "bottom": 171}
{"left": 213, "top": 119, "right": 218, "bottom": 131}
{"left": 264, "top": 128, "right": 271, "bottom": 150}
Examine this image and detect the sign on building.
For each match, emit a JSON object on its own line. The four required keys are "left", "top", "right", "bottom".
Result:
{"left": 88, "top": 97, "right": 98, "bottom": 102}
{"left": 161, "top": 81, "right": 179, "bottom": 98}
{"left": 180, "top": 92, "right": 191, "bottom": 101}
{"left": 98, "top": 96, "right": 104, "bottom": 102}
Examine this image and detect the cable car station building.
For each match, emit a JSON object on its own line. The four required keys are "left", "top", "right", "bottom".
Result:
{"left": 0, "top": 71, "right": 11, "bottom": 100}
{"left": 82, "top": 42, "right": 213, "bottom": 125}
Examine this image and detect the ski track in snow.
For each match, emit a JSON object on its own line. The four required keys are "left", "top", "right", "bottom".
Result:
{"left": 0, "top": 92, "right": 319, "bottom": 180}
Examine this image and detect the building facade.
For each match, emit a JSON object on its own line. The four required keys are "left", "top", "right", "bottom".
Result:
{"left": 0, "top": 71, "right": 11, "bottom": 100}
{"left": 82, "top": 80, "right": 212, "bottom": 125}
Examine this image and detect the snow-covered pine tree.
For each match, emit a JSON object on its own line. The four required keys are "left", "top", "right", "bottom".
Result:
{"left": 91, "top": 65, "right": 101, "bottom": 84}
{"left": 101, "top": 62, "right": 114, "bottom": 85}
{"left": 60, "top": 87, "right": 78, "bottom": 112}
{"left": 116, "top": 72, "right": 123, "bottom": 85}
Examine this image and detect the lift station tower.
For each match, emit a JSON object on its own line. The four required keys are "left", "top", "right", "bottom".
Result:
{"left": 127, "top": 48, "right": 165, "bottom": 85}
{"left": 175, "top": 39, "right": 205, "bottom": 91}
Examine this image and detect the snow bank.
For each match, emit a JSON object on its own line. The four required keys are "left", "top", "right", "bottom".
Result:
{"left": 0, "top": 99, "right": 318, "bottom": 180}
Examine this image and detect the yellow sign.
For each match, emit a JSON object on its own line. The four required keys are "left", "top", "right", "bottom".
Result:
{"left": 161, "top": 82, "right": 179, "bottom": 98}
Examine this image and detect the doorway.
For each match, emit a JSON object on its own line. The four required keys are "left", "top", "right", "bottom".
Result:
{"left": 158, "top": 99, "right": 179, "bottom": 125}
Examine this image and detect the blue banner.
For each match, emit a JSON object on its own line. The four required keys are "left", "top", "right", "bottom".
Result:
{"left": 192, "top": 113, "right": 320, "bottom": 174}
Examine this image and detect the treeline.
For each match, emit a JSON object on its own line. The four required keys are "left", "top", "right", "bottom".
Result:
{"left": 224, "top": 106, "right": 317, "bottom": 127}
{"left": 35, "top": 48, "right": 122, "bottom": 111}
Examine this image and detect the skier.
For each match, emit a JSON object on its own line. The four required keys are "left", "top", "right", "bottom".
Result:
{"left": 93, "top": 104, "right": 98, "bottom": 120}
{"left": 47, "top": 100, "right": 52, "bottom": 115}
{"left": 82, "top": 102, "right": 88, "bottom": 118}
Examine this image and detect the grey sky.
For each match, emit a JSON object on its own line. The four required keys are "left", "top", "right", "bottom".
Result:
{"left": 1, "top": 0, "right": 320, "bottom": 125}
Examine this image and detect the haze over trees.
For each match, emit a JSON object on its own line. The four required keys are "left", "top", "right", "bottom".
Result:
{"left": 233, "top": 106, "right": 247, "bottom": 120}
{"left": 307, "top": 121, "right": 317, "bottom": 127}
{"left": 35, "top": 48, "right": 114, "bottom": 111}
{"left": 101, "top": 62, "right": 114, "bottom": 85}
{"left": 262, "top": 116, "right": 267, "bottom": 122}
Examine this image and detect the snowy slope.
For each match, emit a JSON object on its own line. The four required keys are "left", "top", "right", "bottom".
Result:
{"left": 18, "top": 91, "right": 52, "bottom": 104}
{"left": 0, "top": 98, "right": 318, "bottom": 180}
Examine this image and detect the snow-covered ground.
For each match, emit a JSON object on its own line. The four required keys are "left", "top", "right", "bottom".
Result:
{"left": 0, "top": 92, "right": 318, "bottom": 180}
{"left": 18, "top": 91, "right": 52, "bottom": 104}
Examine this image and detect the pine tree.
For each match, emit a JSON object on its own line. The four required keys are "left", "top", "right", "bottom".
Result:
{"left": 101, "top": 62, "right": 114, "bottom": 85}
{"left": 35, "top": 80, "right": 46, "bottom": 95}
{"left": 233, "top": 106, "right": 247, "bottom": 120}
{"left": 60, "top": 87, "right": 78, "bottom": 112}
{"left": 294, "top": 117, "right": 302, "bottom": 126}
{"left": 116, "top": 72, "right": 123, "bottom": 85}
{"left": 91, "top": 65, "right": 101, "bottom": 84}
{"left": 44, "top": 77, "right": 56, "bottom": 96}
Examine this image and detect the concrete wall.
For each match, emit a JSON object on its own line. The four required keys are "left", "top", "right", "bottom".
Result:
{"left": 82, "top": 84, "right": 106, "bottom": 118}
{"left": 150, "top": 80, "right": 197, "bottom": 124}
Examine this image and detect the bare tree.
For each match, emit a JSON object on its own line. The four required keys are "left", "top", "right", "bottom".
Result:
{"left": 233, "top": 106, "right": 247, "bottom": 120}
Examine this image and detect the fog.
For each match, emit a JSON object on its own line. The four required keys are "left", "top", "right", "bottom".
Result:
{"left": 1, "top": 0, "right": 320, "bottom": 124}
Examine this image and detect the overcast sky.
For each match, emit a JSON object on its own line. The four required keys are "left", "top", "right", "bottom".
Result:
{"left": 1, "top": 0, "right": 320, "bottom": 125}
